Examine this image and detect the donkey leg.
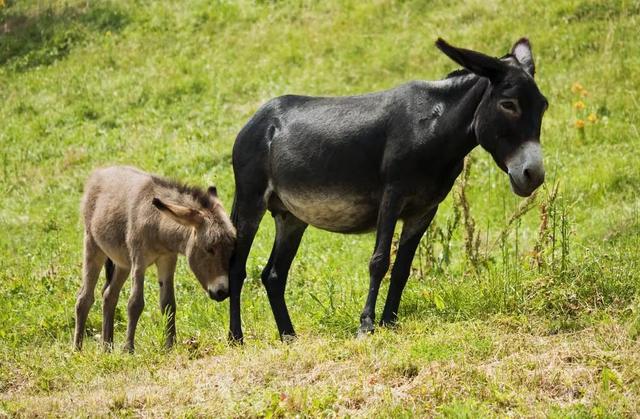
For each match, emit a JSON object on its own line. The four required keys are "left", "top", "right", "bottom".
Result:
{"left": 229, "top": 193, "right": 266, "bottom": 344}
{"left": 102, "top": 264, "right": 130, "bottom": 351}
{"left": 380, "top": 207, "right": 438, "bottom": 327}
{"left": 358, "top": 189, "right": 401, "bottom": 336}
{"left": 262, "top": 212, "right": 307, "bottom": 341}
{"left": 156, "top": 254, "right": 178, "bottom": 349}
{"left": 74, "top": 233, "right": 106, "bottom": 350}
{"left": 124, "top": 264, "right": 146, "bottom": 353}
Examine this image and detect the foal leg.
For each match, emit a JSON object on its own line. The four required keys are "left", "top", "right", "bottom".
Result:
{"left": 228, "top": 191, "right": 267, "bottom": 344}
{"left": 380, "top": 207, "right": 437, "bottom": 326}
{"left": 262, "top": 212, "right": 307, "bottom": 341}
{"left": 156, "top": 254, "right": 178, "bottom": 349}
{"left": 358, "top": 188, "right": 401, "bottom": 336}
{"left": 102, "top": 264, "right": 130, "bottom": 351}
{"left": 124, "top": 262, "right": 146, "bottom": 353}
{"left": 74, "top": 233, "right": 106, "bottom": 350}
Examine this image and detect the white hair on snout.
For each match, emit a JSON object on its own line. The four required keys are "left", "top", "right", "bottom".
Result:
{"left": 505, "top": 141, "right": 545, "bottom": 197}
{"left": 505, "top": 141, "right": 543, "bottom": 176}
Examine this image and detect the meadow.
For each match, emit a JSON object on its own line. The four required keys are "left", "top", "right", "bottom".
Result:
{"left": 0, "top": 0, "right": 639, "bottom": 416}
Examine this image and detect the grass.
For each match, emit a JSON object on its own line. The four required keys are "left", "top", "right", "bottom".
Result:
{"left": 1, "top": 0, "right": 639, "bottom": 416}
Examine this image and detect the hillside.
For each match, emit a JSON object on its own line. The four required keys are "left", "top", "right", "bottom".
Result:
{"left": 1, "top": 0, "right": 639, "bottom": 416}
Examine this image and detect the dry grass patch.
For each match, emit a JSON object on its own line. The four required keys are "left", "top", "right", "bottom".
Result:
{"left": 2, "top": 320, "right": 639, "bottom": 417}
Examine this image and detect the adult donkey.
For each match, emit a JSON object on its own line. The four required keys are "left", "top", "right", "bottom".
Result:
{"left": 228, "top": 38, "right": 547, "bottom": 342}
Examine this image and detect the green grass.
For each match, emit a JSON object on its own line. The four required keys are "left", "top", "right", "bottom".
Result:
{"left": 1, "top": 0, "right": 639, "bottom": 416}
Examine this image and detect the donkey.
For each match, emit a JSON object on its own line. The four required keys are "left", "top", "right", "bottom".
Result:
{"left": 228, "top": 38, "right": 547, "bottom": 342}
{"left": 74, "top": 166, "right": 235, "bottom": 351}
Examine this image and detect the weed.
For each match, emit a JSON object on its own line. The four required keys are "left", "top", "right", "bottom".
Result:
{"left": 455, "top": 156, "right": 483, "bottom": 270}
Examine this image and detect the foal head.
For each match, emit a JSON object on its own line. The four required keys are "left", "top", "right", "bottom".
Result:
{"left": 153, "top": 186, "right": 236, "bottom": 301}
{"left": 436, "top": 38, "right": 548, "bottom": 197}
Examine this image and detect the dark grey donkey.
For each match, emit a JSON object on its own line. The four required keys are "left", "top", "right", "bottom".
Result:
{"left": 228, "top": 38, "right": 547, "bottom": 342}
{"left": 74, "top": 166, "right": 235, "bottom": 351}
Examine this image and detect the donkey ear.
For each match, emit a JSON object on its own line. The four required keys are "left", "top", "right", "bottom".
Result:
{"left": 152, "top": 198, "right": 204, "bottom": 227}
{"left": 435, "top": 38, "right": 506, "bottom": 81}
{"left": 207, "top": 186, "right": 218, "bottom": 197}
{"left": 511, "top": 38, "right": 535, "bottom": 77}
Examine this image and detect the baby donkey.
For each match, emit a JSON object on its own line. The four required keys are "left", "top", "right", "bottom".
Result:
{"left": 74, "top": 166, "right": 236, "bottom": 352}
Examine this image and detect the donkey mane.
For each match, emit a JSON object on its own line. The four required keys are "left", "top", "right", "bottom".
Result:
{"left": 445, "top": 68, "right": 472, "bottom": 79}
{"left": 151, "top": 176, "right": 213, "bottom": 210}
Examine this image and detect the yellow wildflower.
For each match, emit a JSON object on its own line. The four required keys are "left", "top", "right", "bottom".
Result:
{"left": 574, "top": 100, "right": 586, "bottom": 110}
{"left": 571, "top": 82, "right": 584, "bottom": 93}
{"left": 587, "top": 113, "right": 598, "bottom": 123}
{"left": 580, "top": 89, "right": 589, "bottom": 97}
{"left": 0, "top": 0, "right": 5, "bottom": 8}
{"left": 575, "top": 119, "right": 585, "bottom": 129}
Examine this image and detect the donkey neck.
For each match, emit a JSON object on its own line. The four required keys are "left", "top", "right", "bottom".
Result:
{"left": 427, "top": 74, "right": 489, "bottom": 166}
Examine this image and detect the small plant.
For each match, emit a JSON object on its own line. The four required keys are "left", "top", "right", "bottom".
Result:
{"left": 490, "top": 192, "right": 539, "bottom": 255}
{"left": 454, "top": 156, "right": 483, "bottom": 270}
{"left": 532, "top": 181, "right": 560, "bottom": 269}
{"left": 559, "top": 199, "right": 571, "bottom": 276}
{"left": 543, "top": 188, "right": 572, "bottom": 278}
{"left": 417, "top": 203, "right": 460, "bottom": 276}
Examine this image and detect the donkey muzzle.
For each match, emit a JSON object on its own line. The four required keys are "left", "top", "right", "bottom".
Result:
{"left": 506, "top": 141, "right": 545, "bottom": 197}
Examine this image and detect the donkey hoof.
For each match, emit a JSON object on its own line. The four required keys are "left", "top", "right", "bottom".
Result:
{"left": 280, "top": 333, "right": 297, "bottom": 344}
{"left": 357, "top": 319, "right": 375, "bottom": 338}
{"left": 379, "top": 317, "right": 399, "bottom": 328}
{"left": 357, "top": 327, "right": 374, "bottom": 338}
{"left": 228, "top": 331, "right": 244, "bottom": 346}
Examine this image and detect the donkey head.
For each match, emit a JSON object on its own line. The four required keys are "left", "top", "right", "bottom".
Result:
{"left": 436, "top": 38, "right": 548, "bottom": 197}
{"left": 152, "top": 187, "right": 236, "bottom": 301}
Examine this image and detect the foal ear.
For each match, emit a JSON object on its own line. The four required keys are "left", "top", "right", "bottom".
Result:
{"left": 435, "top": 38, "right": 506, "bottom": 81}
{"left": 207, "top": 186, "right": 218, "bottom": 197}
{"left": 511, "top": 38, "right": 535, "bottom": 77}
{"left": 152, "top": 198, "right": 204, "bottom": 227}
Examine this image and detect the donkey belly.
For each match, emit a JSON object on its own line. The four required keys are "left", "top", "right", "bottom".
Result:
{"left": 266, "top": 108, "right": 387, "bottom": 233}
{"left": 275, "top": 188, "right": 378, "bottom": 233}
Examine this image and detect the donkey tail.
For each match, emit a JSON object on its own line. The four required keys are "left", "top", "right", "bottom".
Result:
{"left": 230, "top": 190, "right": 239, "bottom": 226}
{"left": 102, "top": 258, "right": 115, "bottom": 296}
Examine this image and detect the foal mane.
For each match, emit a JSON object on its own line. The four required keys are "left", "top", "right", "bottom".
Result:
{"left": 151, "top": 174, "right": 236, "bottom": 240}
{"left": 152, "top": 176, "right": 214, "bottom": 210}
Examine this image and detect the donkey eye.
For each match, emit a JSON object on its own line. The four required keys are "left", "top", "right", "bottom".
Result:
{"left": 499, "top": 99, "right": 520, "bottom": 115}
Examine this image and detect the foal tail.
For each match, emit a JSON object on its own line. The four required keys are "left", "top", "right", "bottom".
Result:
{"left": 102, "top": 258, "right": 115, "bottom": 296}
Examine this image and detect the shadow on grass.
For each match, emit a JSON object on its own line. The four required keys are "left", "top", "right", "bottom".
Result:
{"left": 0, "top": 2, "right": 128, "bottom": 71}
